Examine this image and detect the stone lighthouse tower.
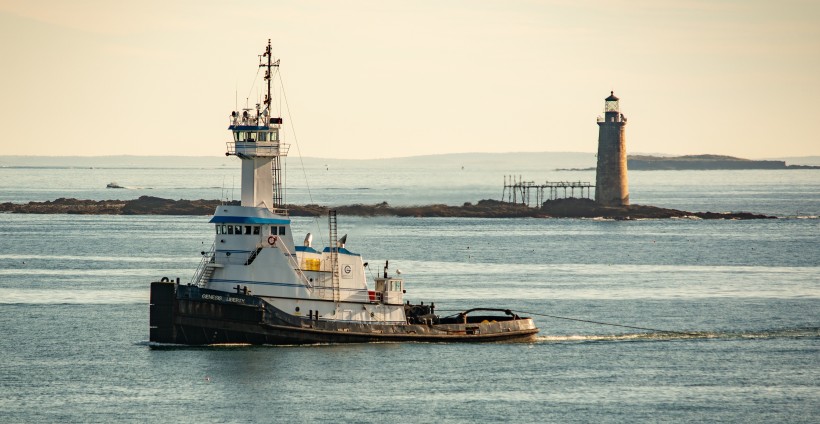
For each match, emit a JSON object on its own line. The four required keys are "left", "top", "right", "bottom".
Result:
{"left": 595, "top": 91, "right": 629, "bottom": 206}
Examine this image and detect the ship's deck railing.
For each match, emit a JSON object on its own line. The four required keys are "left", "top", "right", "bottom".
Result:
{"left": 226, "top": 141, "right": 290, "bottom": 157}
{"left": 270, "top": 207, "right": 289, "bottom": 216}
{"left": 191, "top": 242, "right": 216, "bottom": 286}
{"left": 273, "top": 240, "right": 314, "bottom": 290}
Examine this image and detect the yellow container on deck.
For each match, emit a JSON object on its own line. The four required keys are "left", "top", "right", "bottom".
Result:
{"left": 304, "top": 258, "right": 321, "bottom": 271}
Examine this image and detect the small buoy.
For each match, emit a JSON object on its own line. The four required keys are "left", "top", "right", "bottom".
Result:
{"left": 204, "top": 376, "right": 211, "bottom": 382}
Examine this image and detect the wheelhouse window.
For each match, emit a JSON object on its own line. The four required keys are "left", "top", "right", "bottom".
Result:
{"left": 279, "top": 226, "right": 286, "bottom": 236}
{"left": 223, "top": 224, "right": 260, "bottom": 235}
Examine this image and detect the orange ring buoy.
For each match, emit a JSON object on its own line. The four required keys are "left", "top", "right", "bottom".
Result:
{"left": 267, "top": 235, "right": 277, "bottom": 245}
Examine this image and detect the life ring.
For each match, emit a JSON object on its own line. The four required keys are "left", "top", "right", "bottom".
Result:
{"left": 267, "top": 235, "right": 278, "bottom": 245}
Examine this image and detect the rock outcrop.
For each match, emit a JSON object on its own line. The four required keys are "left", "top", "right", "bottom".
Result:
{"left": 0, "top": 195, "right": 775, "bottom": 219}
{"left": 540, "top": 198, "right": 774, "bottom": 219}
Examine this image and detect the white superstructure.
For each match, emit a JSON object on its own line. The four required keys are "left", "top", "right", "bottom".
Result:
{"left": 192, "top": 40, "right": 406, "bottom": 325}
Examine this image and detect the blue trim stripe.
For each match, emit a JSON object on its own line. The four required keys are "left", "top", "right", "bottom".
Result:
{"left": 308, "top": 286, "right": 368, "bottom": 293}
{"left": 212, "top": 279, "right": 369, "bottom": 293}
{"left": 211, "top": 278, "right": 305, "bottom": 289}
{"left": 295, "top": 246, "right": 320, "bottom": 254}
{"left": 321, "top": 247, "right": 361, "bottom": 256}
{"left": 210, "top": 216, "right": 290, "bottom": 225}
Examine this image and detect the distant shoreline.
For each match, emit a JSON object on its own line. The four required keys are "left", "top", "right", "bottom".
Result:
{"left": 3, "top": 152, "right": 820, "bottom": 169}
{"left": 0, "top": 196, "right": 776, "bottom": 220}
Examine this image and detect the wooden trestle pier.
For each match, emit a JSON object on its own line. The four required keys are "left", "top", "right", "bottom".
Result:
{"left": 503, "top": 175, "right": 595, "bottom": 207}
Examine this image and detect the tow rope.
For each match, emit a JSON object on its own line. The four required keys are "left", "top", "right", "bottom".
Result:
{"left": 510, "top": 309, "right": 701, "bottom": 336}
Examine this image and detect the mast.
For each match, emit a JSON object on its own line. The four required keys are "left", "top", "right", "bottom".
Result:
{"left": 260, "top": 39, "right": 279, "bottom": 117}
{"left": 226, "top": 40, "right": 288, "bottom": 214}
{"left": 259, "top": 39, "right": 284, "bottom": 209}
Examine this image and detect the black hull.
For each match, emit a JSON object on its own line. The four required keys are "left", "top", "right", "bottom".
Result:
{"left": 150, "top": 282, "right": 539, "bottom": 345}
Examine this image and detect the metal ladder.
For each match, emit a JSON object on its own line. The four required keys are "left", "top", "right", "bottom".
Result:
{"left": 329, "top": 210, "right": 340, "bottom": 303}
{"left": 197, "top": 265, "right": 215, "bottom": 286}
{"left": 190, "top": 242, "right": 215, "bottom": 286}
{"left": 271, "top": 156, "right": 284, "bottom": 208}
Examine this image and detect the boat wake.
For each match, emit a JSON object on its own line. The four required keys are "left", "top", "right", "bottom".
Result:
{"left": 139, "top": 340, "right": 254, "bottom": 349}
{"left": 135, "top": 328, "right": 820, "bottom": 349}
{"left": 535, "top": 327, "right": 820, "bottom": 343}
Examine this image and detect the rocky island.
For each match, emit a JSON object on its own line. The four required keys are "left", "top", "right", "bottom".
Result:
{"left": 539, "top": 198, "right": 773, "bottom": 219}
{"left": 557, "top": 154, "right": 820, "bottom": 171}
{"left": 627, "top": 154, "right": 819, "bottom": 170}
{"left": 0, "top": 196, "right": 775, "bottom": 219}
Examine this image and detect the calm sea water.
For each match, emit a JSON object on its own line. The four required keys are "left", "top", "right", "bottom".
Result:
{"left": 0, "top": 157, "right": 818, "bottom": 422}
{"left": 2, "top": 154, "right": 818, "bottom": 217}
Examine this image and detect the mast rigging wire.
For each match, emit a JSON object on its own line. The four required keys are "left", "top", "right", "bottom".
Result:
{"left": 245, "top": 66, "right": 262, "bottom": 108}
{"left": 277, "top": 70, "right": 326, "bottom": 247}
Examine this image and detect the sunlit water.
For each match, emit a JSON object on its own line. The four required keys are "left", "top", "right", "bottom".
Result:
{"left": 0, "top": 157, "right": 818, "bottom": 422}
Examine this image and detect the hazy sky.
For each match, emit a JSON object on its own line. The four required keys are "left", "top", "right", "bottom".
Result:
{"left": 1, "top": 0, "right": 818, "bottom": 159}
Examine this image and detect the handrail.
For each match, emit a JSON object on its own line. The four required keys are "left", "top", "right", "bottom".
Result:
{"left": 270, "top": 207, "right": 289, "bottom": 216}
{"left": 442, "top": 308, "right": 520, "bottom": 319}
{"left": 271, "top": 239, "right": 314, "bottom": 291}
{"left": 191, "top": 242, "right": 215, "bottom": 286}
{"left": 226, "top": 141, "right": 291, "bottom": 157}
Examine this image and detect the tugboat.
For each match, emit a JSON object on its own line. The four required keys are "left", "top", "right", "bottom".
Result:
{"left": 149, "top": 41, "right": 538, "bottom": 345}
